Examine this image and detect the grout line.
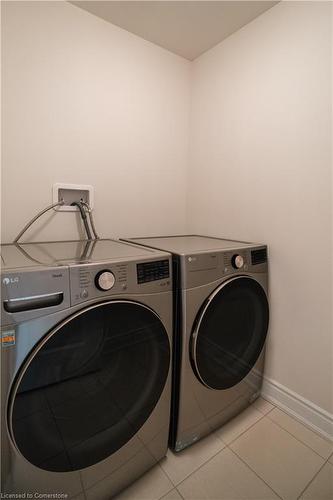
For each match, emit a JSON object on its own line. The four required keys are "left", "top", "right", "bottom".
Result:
{"left": 175, "top": 487, "right": 185, "bottom": 499}
{"left": 159, "top": 460, "right": 180, "bottom": 487}
{"left": 157, "top": 483, "right": 178, "bottom": 500}
{"left": 260, "top": 395, "right": 274, "bottom": 404}
{"left": 261, "top": 403, "right": 276, "bottom": 416}
{"left": 296, "top": 454, "right": 332, "bottom": 499}
{"left": 172, "top": 410, "right": 277, "bottom": 490}
{"left": 265, "top": 410, "right": 332, "bottom": 461}
{"left": 222, "top": 410, "right": 267, "bottom": 447}
{"left": 228, "top": 446, "right": 284, "bottom": 500}
{"left": 157, "top": 461, "right": 177, "bottom": 488}
{"left": 264, "top": 393, "right": 333, "bottom": 443}
{"left": 160, "top": 435, "right": 225, "bottom": 487}
{"left": 229, "top": 412, "right": 329, "bottom": 500}
{"left": 267, "top": 402, "right": 332, "bottom": 440}
{"left": 253, "top": 399, "right": 276, "bottom": 417}
{"left": 78, "top": 468, "right": 88, "bottom": 500}
{"left": 162, "top": 406, "right": 274, "bottom": 489}
{"left": 174, "top": 444, "right": 228, "bottom": 489}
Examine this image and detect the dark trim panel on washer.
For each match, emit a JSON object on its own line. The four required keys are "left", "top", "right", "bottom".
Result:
{"left": 169, "top": 256, "right": 182, "bottom": 450}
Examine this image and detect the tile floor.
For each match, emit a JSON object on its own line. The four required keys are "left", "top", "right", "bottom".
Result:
{"left": 115, "top": 398, "right": 333, "bottom": 500}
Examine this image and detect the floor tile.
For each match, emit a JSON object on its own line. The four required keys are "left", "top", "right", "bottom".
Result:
{"left": 268, "top": 408, "right": 333, "bottom": 459}
{"left": 160, "top": 431, "right": 225, "bottom": 485}
{"left": 160, "top": 489, "right": 183, "bottom": 500}
{"left": 230, "top": 417, "right": 324, "bottom": 500}
{"left": 300, "top": 462, "right": 333, "bottom": 499}
{"left": 252, "top": 397, "right": 275, "bottom": 415}
{"left": 177, "top": 447, "right": 279, "bottom": 499}
{"left": 216, "top": 405, "right": 263, "bottom": 445}
{"left": 114, "top": 464, "right": 173, "bottom": 500}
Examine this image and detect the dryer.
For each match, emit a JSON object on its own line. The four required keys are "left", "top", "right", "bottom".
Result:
{"left": 1, "top": 239, "right": 172, "bottom": 498}
{"left": 123, "top": 236, "right": 269, "bottom": 452}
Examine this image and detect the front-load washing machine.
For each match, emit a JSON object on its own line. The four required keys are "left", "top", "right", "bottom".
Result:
{"left": 122, "top": 235, "right": 269, "bottom": 452}
{"left": 1, "top": 239, "right": 172, "bottom": 498}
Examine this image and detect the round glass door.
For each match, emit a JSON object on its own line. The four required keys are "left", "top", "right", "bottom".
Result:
{"left": 191, "top": 277, "right": 269, "bottom": 390}
{"left": 9, "top": 301, "right": 170, "bottom": 472}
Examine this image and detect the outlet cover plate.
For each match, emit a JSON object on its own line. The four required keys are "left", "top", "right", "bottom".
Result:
{"left": 53, "top": 183, "right": 94, "bottom": 211}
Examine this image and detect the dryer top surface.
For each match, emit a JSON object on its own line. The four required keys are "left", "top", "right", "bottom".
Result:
{"left": 1, "top": 239, "right": 168, "bottom": 271}
{"left": 127, "top": 235, "right": 257, "bottom": 256}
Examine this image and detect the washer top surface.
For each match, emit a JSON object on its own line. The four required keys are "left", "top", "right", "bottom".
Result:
{"left": 1, "top": 239, "right": 167, "bottom": 271}
{"left": 128, "top": 235, "right": 256, "bottom": 256}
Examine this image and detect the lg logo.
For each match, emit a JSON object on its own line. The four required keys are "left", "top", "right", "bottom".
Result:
{"left": 2, "top": 277, "right": 19, "bottom": 285}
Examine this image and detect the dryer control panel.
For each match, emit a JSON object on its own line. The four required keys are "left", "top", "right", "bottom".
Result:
{"left": 184, "top": 245, "right": 267, "bottom": 289}
{"left": 222, "top": 251, "right": 249, "bottom": 274}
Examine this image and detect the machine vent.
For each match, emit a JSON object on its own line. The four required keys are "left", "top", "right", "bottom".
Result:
{"left": 251, "top": 248, "right": 267, "bottom": 265}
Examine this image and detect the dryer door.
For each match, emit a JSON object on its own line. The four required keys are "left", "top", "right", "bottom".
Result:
{"left": 191, "top": 276, "right": 269, "bottom": 390}
{"left": 9, "top": 301, "right": 170, "bottom": 472}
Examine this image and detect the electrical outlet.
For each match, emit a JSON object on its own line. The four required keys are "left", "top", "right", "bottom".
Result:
{"left": 53, "top": 183, "right": 94, "bottom": 211}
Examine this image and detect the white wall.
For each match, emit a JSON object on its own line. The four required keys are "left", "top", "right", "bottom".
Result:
{"left": 1, "top": 1, "right": 190, "bottom": 243}
{"left": 188, "top": 1, "right": 332, "bottom": 414}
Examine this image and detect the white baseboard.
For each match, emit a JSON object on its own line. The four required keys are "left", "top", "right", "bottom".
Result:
{"left": 261, "top": 376, "right": 333, "bottom": 442}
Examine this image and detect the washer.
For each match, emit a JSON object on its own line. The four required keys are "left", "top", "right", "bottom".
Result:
{"left": 122, "top": 235, "right": 269, "bottom": 452}
{"left": 1, "top": 239, "right": 172, "bottom": 498}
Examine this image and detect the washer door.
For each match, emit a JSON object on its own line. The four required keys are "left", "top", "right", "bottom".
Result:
{"left": 191, "top": 276, "right": 269, "bottom": 390}
{"left": 9, "top": 301, "right": 170, "bottom": 472}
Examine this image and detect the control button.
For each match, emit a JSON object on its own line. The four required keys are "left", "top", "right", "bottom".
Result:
{"left": 231, "top": 254, "right": 244, "bottom": 269}
{"left": 95, "top": 270, "right": 115, "bottom": 291}
{"left": 80, "top": 289, "right": 89, "bottom": 299}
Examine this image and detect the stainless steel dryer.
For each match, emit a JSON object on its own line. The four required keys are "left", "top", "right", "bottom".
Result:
{"left": 123, "top": 236, "right": 269, "bottom": 452}
{"left": 1, "top": 239, "right": 172, "bottom": 498}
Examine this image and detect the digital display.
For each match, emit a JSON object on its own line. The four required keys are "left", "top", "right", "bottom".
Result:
{"left": 137, "top": 260, "right": 170, "bottom": 284}
{"left": 251, "top": 248, "right": 267, "bottom": 265}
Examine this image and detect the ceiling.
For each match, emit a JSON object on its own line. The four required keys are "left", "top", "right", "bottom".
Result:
{"left": 70, "top": 1, "right": 279, "bottom": 60}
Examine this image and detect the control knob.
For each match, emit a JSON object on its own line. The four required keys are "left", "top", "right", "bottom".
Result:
{"left": 95, "top": 270, "right": 115, "bottom": 291}
{"left": 231, "top": 254, "right": 244, "bottom": 269}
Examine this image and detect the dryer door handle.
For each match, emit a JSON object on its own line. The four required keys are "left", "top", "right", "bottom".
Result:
{"left": 3, "top": 292, "right": 63, "bottom": 313}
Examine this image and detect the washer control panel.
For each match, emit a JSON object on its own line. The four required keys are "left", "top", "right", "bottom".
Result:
{"left": 69, "top": 257, "right": 171, "bottom": 305}
{"left": 70, "top": 263, "right": 128, "bottom": 305}
{"left": 95, "top": 270, "right": 115, "bottom": 291}
{"left": 137, "top": 260, "right": 170, "bottom": 284}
